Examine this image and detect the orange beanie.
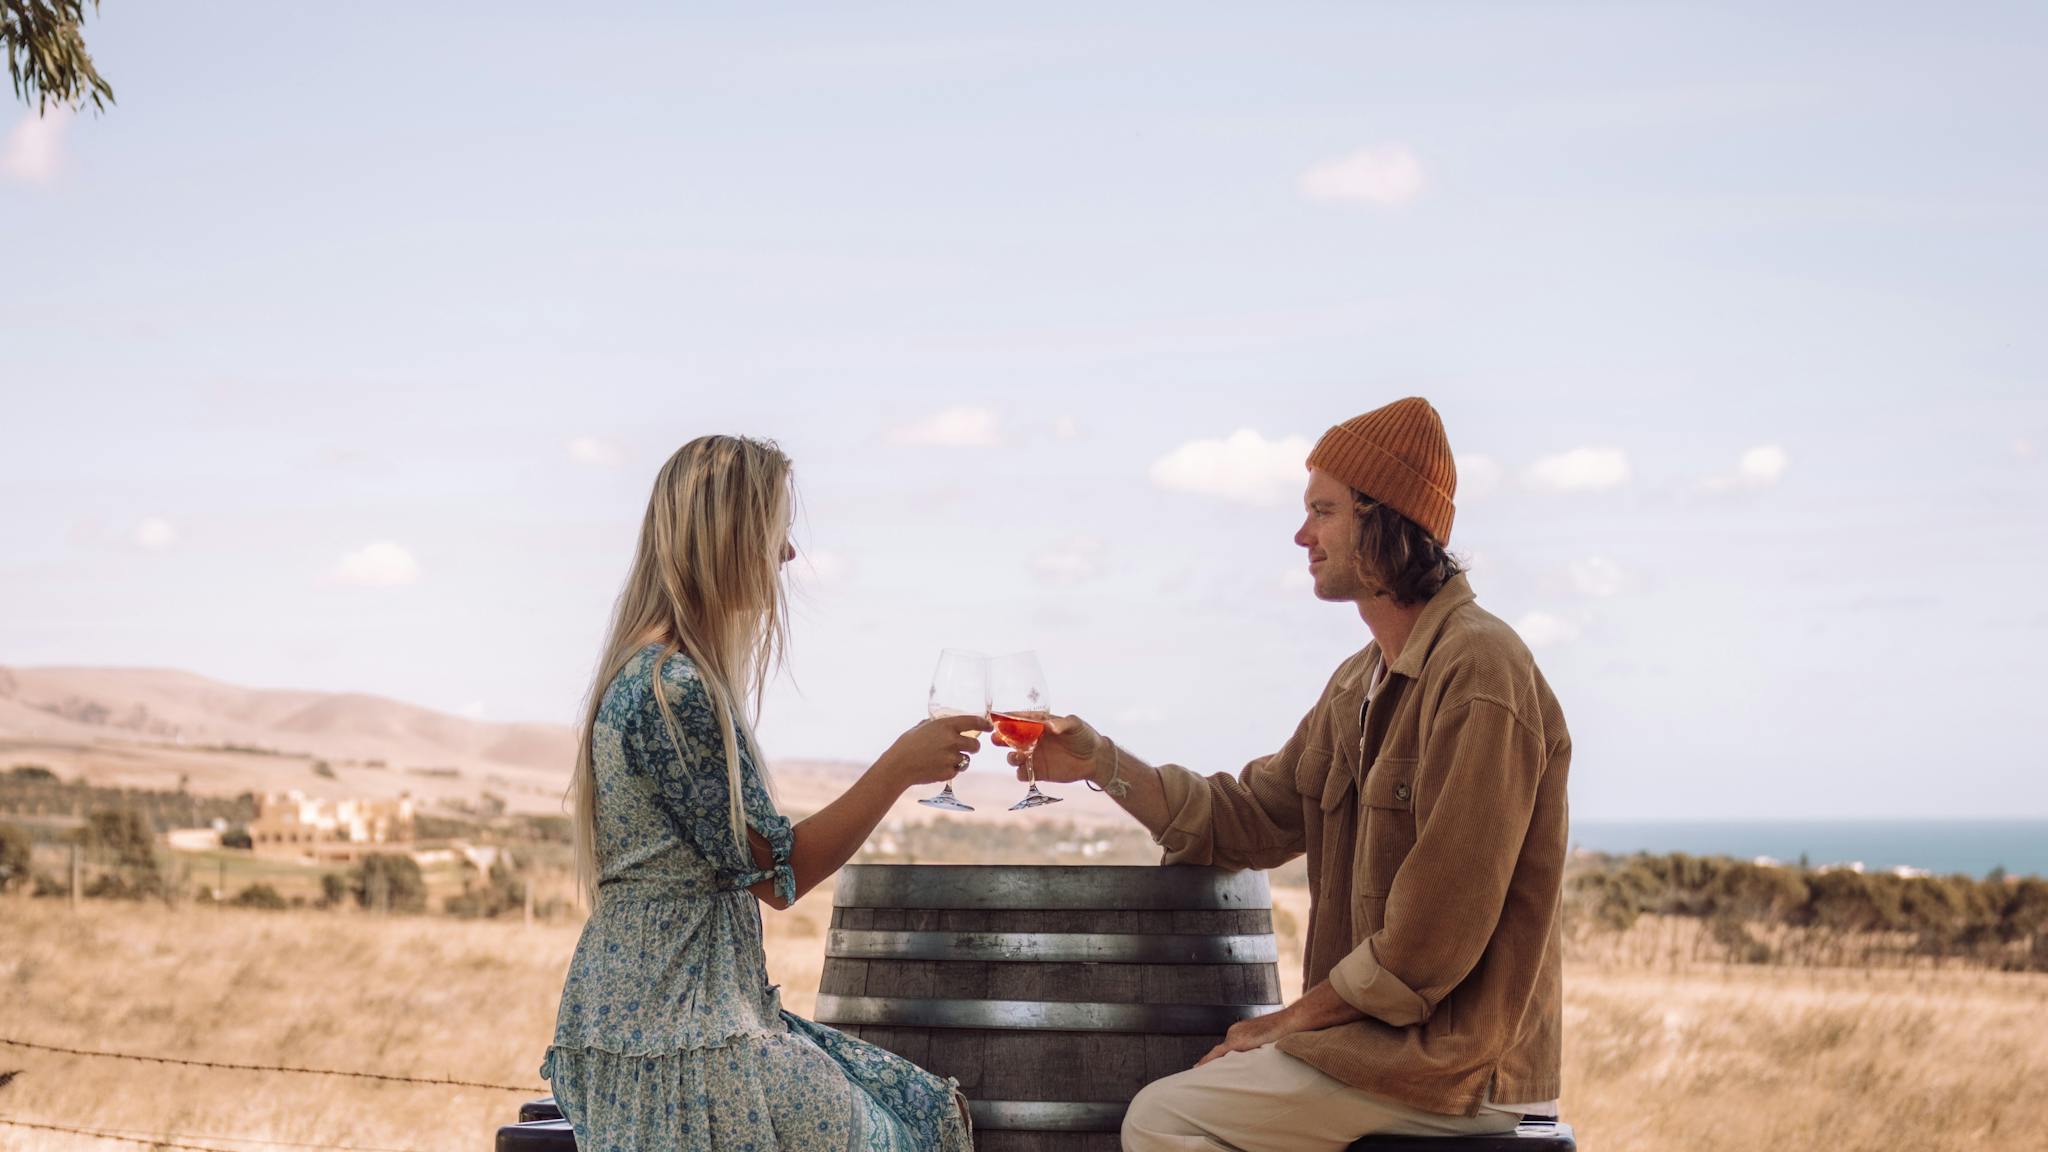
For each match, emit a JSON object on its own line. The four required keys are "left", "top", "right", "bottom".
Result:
{"left": 1305, "top": 397, "right": 1457, "bottom": 544}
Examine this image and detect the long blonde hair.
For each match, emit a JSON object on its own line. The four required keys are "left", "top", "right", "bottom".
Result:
{"left": 569, "top": 435, "right": 793, "bottom": 906}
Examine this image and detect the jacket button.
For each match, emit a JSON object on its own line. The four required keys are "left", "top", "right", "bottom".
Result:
{"left": 1394, "top": 783, "right": 1411, "bottom": 802}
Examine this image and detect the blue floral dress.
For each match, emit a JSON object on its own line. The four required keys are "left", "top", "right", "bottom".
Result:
{"left": 541, "top": 646, "right": 972, "bottom": 1152}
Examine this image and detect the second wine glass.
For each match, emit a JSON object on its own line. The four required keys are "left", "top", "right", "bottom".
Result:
{"left": 919, "top": 649, "right": 987, "bottom": 813}
{"left": 991, "top": 651, "right": 1059, "bottom": 811}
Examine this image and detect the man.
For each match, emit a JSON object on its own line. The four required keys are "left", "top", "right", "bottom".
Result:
{"left": 1011, "top": 397, "right": 1570, "bottom": 1151}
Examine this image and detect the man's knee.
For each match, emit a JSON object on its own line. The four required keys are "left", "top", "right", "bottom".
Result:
{"left": 1121, "top": 1072, "right": 1194, "bottom": 1149}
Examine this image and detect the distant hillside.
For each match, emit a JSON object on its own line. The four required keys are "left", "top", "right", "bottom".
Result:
{"left": 0, "top": 664, "right": 579, "bottom": 814}
{"left": 0, "top": 665, "right": 576, "bottom": 770}
{"left": 0, "top": 664, "right": 1131, "bottom": 826}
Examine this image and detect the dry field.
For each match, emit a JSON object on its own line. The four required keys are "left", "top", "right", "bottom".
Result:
{"left": 3, "top": 894, "right": 2045, "bottom": 1152}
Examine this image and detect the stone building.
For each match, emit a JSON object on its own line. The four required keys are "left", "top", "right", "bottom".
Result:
{"left": 248, "top": 791, "right": 414, "bottom": 846}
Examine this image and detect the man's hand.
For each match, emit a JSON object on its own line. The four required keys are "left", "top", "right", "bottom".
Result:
{"left": 1194, "top": 1006, "right": 1302, "bottom": 1068}
{"left": 999, "top": 713, "right": 1102, "bottom": 785}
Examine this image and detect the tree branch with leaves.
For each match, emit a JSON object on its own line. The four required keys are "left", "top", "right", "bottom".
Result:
{"left": 3, "top": 0, "right": 113, "bottom": 112}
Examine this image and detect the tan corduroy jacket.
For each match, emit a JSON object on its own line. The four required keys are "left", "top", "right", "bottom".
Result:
{"left": 1152, "top": 574, "right": 1570, "bottom": 1116}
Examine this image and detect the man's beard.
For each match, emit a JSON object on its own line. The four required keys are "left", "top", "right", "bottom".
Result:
{"left": 1315, "top": 561, "right": 1370, "bottom": 602}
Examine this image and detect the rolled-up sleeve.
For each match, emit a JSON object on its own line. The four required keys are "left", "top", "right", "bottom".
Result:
{"left": 1328, "top": 937, "right": 1432, "bottom": 1025}
{"left": 1339, "top": 696, "right": 1545, "bottom": 1024}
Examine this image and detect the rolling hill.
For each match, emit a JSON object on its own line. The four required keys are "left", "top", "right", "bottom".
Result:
{"left": 0, "top": 665, "right": 1129, "bottom": 825}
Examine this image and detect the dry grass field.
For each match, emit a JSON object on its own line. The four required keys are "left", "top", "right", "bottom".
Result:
{"left": 3, "top": 893, "right": 2045, "bottom": 1152}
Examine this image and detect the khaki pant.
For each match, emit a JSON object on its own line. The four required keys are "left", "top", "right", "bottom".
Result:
{"left": 1122, "top": 1045, "right": 1521, "bottom": 1152}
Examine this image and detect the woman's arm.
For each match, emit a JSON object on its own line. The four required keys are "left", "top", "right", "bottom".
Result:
{"left": 747, "top": 715, "right": 989, "bottom": 909}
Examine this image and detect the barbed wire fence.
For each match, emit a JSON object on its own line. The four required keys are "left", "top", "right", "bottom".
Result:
{"left": 0, "top": 1118, "right": 430, "bottom": 1152}
{"left": 0, "top": 1035, "right": 554, "bottom": 1152}
{"left": 0, "top": 1038, "right": 545, "bottom": 1093}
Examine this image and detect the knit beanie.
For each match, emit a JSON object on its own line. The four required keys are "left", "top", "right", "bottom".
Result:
{"left": 1305, "top": 397, "right": 1457, "bottom": 544}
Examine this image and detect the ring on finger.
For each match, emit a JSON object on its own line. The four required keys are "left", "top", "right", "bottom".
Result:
{"left": 955, "top": 752, "right": 970, "bottom": 770}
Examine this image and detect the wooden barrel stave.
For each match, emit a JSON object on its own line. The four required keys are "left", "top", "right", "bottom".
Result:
{"left": 830, "top": 959, "right": 1278, "bottom": 1004}
{"left": 979, "top": 1133, "right": 1122, "bottom": 1152}
{"left": 817, "top": 865, "right": 1281, "bottom": 1149}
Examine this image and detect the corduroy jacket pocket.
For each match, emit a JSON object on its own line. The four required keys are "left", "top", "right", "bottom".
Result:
{"left": 1361, "top": 756, "right": 1417, "bottom": 898}
{"left": 1318, "top": 760, "right": 1356, "bottom": 814}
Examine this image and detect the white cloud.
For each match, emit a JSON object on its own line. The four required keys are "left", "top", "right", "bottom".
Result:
{"left": 1456, "top": 454, "right": 1505, "bottom": 502}
{"left": 1525, "top": 447, "right": 1631, "bottom": 494}
{"left": 336, "top": 541, "right": 420, "bottom": 587}
{"left": 1739, "top": 444, "right": 1790, "bottom": 485}
{"left": 1299, "top": 144, "right": 1426, "bottom": 207}
{"left": 1516, "top": 611, "right": 1581, "bottom": 649}
{"left": 2, "top": 107, "right": 67, "bottom": 185}
{"left": 135, "top": 518, "right": 178, "bottom": 551}
{"left": 462, "top": 700, "right": 489, "bottom": 719}
{"left": 1703, "top": 443, "right": 1792, "bottom": 492}
{"left": 2016, "top": 437, "right": 2036, "bottom": 460}
{"left": 1568, "top": 556, "right": 1628, "bottom": 599}
{"left": 1054, "top": 416, "right": 1082, "bottom": 441}
{"left": 1278, "top": 568, "right": 1314, "bottom": 593}
{"left": 888, "top": 407, "right": 999, "bottom": 447}
{"left": 566, "top": 436, "right": 623, "bottom": 467}
{"left": 1149, "top": 429, "right": 1313, "bottom": 506}
{"left": 1031, "top": 536, "right": 1103, "bottom": 584}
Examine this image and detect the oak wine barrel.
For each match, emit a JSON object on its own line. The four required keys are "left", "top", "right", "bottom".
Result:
{"left": 815, "top": 864, "right": 1282, "bottom": 1152}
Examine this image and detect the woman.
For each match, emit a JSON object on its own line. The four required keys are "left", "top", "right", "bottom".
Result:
{"left": 541, "top": 435, "right": 984, "bottom": 1152}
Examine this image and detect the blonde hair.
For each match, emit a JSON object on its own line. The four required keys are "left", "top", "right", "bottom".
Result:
{"left": 569, "top": 435, "right": 793, "bottom": 907}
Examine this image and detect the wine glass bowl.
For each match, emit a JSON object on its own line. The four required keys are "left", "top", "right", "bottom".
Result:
{"left": 991, "top": 652, "right": 1059, "bottom": 810}
{"left": 919, "top": 649, "right": 987, "bottom": 813}
{"left": 990, "top": 711, "right": 1048, "bottom": 756}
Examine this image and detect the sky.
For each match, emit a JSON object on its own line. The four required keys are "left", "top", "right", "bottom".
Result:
{"left": 3, "top": 2, "right": 2045, "bottom": 820}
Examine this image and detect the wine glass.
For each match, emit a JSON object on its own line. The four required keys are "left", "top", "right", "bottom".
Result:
{"left": 919, "top": 649, "right": 988, "bottom": 812}
{"left": 991, "top": 651, "right": 1059, "bottom": 811}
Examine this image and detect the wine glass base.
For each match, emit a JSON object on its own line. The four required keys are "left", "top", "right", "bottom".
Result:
{"left": 1007, "top": 791, "right": 1062, "bottom": 811}
{"left": 919, "top": 794, "right": 976, "bottom": 812}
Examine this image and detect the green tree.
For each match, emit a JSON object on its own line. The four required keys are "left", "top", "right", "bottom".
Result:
{"left": 446, "top": 857, "right": 526, "bottom": 919}
{"left": 81, "top": 807, "right": 164, "bottom": 898}
{"left": 354, "top": 853, "right": 426, "bottom": 914}
{"left": 0, "top": 821, "right": 31, "bottom": 892}
{"left": 2, "top": 0, "right": 113, "bottom": 110}
{"left": 231, "top": 883, "right": 288, "bottom": 911}
{"left": 1804, "top": 870, "right": 1883, "bottom": 934}
{"left": 1714, "top": 861, "right": 1810, "bottom": 923}
{"left": 319, "top": 872, "right": 351, "bottom": 909}
{"left": 1998, "top": 878, "right": 2048, "bottom": 946}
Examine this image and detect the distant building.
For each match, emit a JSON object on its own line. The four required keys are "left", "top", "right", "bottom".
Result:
{"left": 249, "top": 790, "right": 414, "bottom": 847}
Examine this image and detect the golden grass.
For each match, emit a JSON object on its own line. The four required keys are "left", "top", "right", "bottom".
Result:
{"left": 3, "top": 894, "right": 2044, "bottom": 1152}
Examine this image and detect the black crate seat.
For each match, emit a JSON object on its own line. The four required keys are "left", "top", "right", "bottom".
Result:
{"left": 1349, "top": 1121, "right": 1576, "bottom": 1152}
{"left": 495, "top": 1119, "right": 574, "bottom": 1152}
{"left": 499, "top": 1106, "right": 1573, "bottom": 1152}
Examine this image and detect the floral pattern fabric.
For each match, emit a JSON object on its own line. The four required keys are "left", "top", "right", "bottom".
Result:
{"left": 542, "top": 646, "right": 971, "bottom": 1151}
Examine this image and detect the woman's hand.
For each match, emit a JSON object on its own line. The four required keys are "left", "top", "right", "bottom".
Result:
{"left": 1000, "top": 714, "right": 1103, "bottom": 784}
{"left": 877, "top": 715, "right": 991, "bottom": 790}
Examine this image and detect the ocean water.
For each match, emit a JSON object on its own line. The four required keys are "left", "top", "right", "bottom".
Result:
{"left": 1570, "top": 820, "right": 2048, "bottom": 880}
